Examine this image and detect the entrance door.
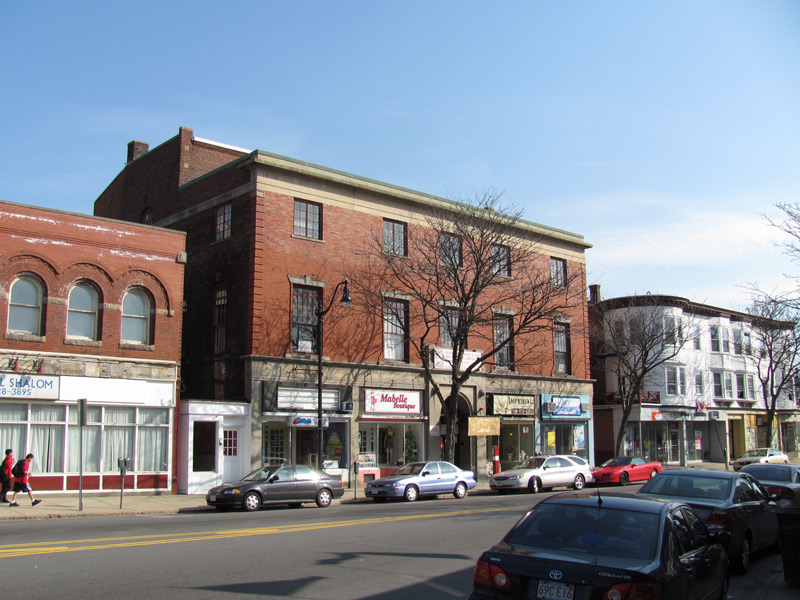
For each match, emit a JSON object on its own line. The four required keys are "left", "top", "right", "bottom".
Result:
{"left": 669, "top": 430, "right": 680, "bottom": 463}
{"left": 222, "top": 428, "right": 240, "bottom": 483}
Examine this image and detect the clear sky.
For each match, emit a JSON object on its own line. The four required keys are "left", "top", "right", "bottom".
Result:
{"left": 2, "top": 1, "right": 799, "bottom": 309}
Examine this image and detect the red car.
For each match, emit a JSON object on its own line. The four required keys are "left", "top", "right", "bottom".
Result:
{"left": 592, "top": 456, "right": 662, "bottom": 485}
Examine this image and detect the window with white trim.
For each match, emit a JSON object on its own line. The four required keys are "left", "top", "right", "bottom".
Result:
{"left": 8, "top": 276, "right": 43, "bottom": 335}
{"left": 666, "top": 366, "right": 686, "bottom": 396}
{"left": 383, "top": 299, "right": 408, "bottom": 362}
{"left": 67, "top": 282, "right": 99, "bottom": 340}
{"left": 694, "top": 372, "right": 704, "bottom": 395}
{"left": 121, "top": 288, "right": 151, "bottom": 344}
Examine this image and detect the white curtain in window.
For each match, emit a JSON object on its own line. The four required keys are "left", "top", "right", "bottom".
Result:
{"left": 104, "top": 407, "right": 135, "bottom": 424}
{"left": 137, "top": 428, "right": 168, "bottom": 471}
{"left": 0, "top": 403, "right": 26, "bottom": 420}
{"left": 103, "top": 426, "right": 134, "bottom": 471}
{"left": 0, "top": 424, "right": 26, "bottom": 458}
{"left": 30, "top": 424, "right": 65, "bottom": 473}
{"left": 67, "top": 426, "right": 101, "bottom": 472}
{"left": 30, "top": 404, "right": 65, "bottom": 422}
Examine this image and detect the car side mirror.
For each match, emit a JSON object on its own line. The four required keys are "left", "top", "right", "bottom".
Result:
{"left": 269, "top": 475, "right": 279, "bottom": 482}
{"left": 421, "top": 471, "right": 430, "bottom": 477}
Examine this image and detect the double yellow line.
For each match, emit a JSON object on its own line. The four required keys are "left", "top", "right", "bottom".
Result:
{"left": 0, "top": 504, "right": 528, "bottom": 559}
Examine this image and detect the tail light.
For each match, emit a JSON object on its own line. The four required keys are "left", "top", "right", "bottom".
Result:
{"left": 473, "top": 558, "right": 511, "bottom": 591}
{"left": 767, "top": 486, "right": 794, "bottom": 500}
{"left": 706, "top": 508, "right": 729, "bottom": 527}
{"left": 604, "top": 582, "right": 662, "bottom": 600}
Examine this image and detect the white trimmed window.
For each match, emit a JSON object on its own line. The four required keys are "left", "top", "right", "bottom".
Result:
{"left": 8, "top": 276, "right": 43, "bottom": 335}
{"left": 67, "top": 283, "right": 99, "bottom": 340}
{"left": 666, "top": 366, "right": 686, "bottom": 396}
{"left": 121, "top": 288, "right": 151, "bottom": 344}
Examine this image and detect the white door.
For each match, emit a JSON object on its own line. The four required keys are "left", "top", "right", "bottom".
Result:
{"left": 222, "top": 428, "right": 241, "bottom": 483}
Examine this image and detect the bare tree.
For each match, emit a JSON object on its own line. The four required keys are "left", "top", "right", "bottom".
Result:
{"left": 745, "top": 292, "right": 800, "bottom": 447}
{"left": 591, "top": 297, "right": 696, "bottom": 456}
{"left": 349, "top": 190, "right": 585, "bottom": 463}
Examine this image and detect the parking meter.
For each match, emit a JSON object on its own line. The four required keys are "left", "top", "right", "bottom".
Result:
{"left": 118, "top": 457, "right": 131, "bottom": 508}
{"left": 353, "top": 461, "right": 360, "bottom": 499}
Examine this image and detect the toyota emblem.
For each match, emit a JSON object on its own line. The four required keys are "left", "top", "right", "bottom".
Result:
{"left": 549, "top": 570, "right": 563, "bottom": 580}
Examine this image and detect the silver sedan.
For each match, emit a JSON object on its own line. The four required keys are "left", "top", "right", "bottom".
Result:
{"left": 489, "top": 455, "right": 593, "bottom": 494}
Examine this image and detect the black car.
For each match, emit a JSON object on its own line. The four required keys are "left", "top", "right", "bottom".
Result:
{"left": 206, "top": 464, "right": 345, "bottom": 511}
{"left": 638, "top": 468, "right": 779, "bottom": 573}
{"left": 470, "top": 492, "right": 729, "bottom": 600}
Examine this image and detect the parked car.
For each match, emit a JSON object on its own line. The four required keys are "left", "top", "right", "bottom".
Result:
{"left": 741, "top": 463, "right": 800, "bottom": 508}
{"left": 470, "top": 491, "right": 729, "bottom": 600}
{"left": 638, "top": 468, "right": 778, "bottom": 573}
{"left": 206, "top": 464, "right": 344, "bottom": 511}
{"left": 489, "top": 455, "right": 593, "bottom": 494}
{"left": 591, "top": 455, "right": 662, "bottom": 485}
{"left": 364, "top": 461, "right": 476, "bottom": 502}
{"left": 731, "top": 447, "right": 789, "bottom": 471}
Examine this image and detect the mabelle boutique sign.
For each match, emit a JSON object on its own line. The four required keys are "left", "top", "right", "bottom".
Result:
{"left": 365, "top": 389, "right": 421, "bottom": 415}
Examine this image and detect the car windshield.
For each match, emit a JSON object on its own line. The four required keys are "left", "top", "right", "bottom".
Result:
{"left": 242, "top": 466, "right": 280, "bottom": 481}
{"left": 742, "top": 465, "right": 792, "bottom": 482}
{"left": 393, "top": 463, "right": 425, "bottom": 476}
{"left": 641, "top": 474, "right": 731, "bottom": 500}
{"left": 601, "top": 457, "right": 631, "bottom": 467}
{"left": 507, "top": 504, "right": 659, "bottom": 559}
{"left": 517, "top": 457, "right": 547, "bottom": 470}
{"left": 742, "top": 449, "right": 768, "bottom": 458}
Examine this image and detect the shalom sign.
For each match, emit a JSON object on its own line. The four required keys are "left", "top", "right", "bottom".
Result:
{"left": 0, "top": 374, "right": 59, "bottom": 399}
{"left": 365, "top": 389, "right": 421, "bottom": 415}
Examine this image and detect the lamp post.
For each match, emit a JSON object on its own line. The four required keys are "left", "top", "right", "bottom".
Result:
{"left": 315, "top": 278, "right": 352, "bottom": 470}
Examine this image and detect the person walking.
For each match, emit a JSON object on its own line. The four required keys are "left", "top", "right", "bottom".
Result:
{"left": 0, "top": 449, "right": 12, "bottom": 502}
{"left": 9, "top": 453, "right": 41, "bottom": 507}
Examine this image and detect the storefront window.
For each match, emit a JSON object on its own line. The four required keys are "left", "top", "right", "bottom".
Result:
{"left": 500, "top": 423, "right": 535, "bottom": 464}
{"left": 358, "top": 422, "right": 422, "bottom": 467}
{"left": 541, "top": 423, "right": 587, "bottom": 459}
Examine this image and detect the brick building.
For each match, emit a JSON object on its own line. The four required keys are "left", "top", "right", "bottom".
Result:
{"left": 0, "top": 200, "right": 185, "bottom": 494}
{"left": 94, "top": 127, "right": 593, "bottom": 493}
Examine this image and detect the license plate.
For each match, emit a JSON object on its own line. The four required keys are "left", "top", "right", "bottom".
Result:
{"left": 208, "top": 494, "right": 216, "bottom": 502}
{"left": 537, "top": 580, "right": 574, "bottom": 600}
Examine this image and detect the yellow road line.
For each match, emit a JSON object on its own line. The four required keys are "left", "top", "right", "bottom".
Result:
{"left": 0, "top": 504, "right": 529, "bottom": 559}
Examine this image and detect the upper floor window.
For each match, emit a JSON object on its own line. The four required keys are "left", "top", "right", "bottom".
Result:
{"left": 292, "top": 285, "right": 319, "bottom": 353}
{"left": 491, "top": 244, "right": 511, "bottom": 276}
{"left": 550, "top": 257, "right": 567, "bottom": 287}
{"left": 383, "top": 299, "right": 408, "bottom": 362}
{"left": 554, "top": 322, "right": 571, "bottom": 374}
{"left": 213, "top": 288, "right": 227, "bottom": 354}
{"left": 383, "top": 220, "right": 407, "bottom": 256}
{"left": 721, "top": 328, "right": 731, "bottom": 353}
{"left": 664, "top": 317, "right": 679, "bottom": 345}
{"left": 215, "top": 203, "right": 232, "bottom": 242}
{"left": 440, "top": 307, "right": 460, "bottom": 347}
{"left": 440, "top": 232, "right": 462, "bottom": 267}
{"left": 67, "top": 283, "right": 99, "bottom": 340}
{"left": 666, "top": 366, "right": 686, "bottom": 396}
{"left": 692, "top": 325, "right": 701, "bottom": 350}
{"left": 8, "top": 276, "right": 43, "bottom": 335}
{"left": 121, "top": 288, "right": 152, "bottom": 344}
{"left": 494, "top": 316, "right": 514, "bottom": 369}
{"left": 710, "top": 326, "right": 721, "bottom": 352}
{"left": 694, "top": 371, "right": 704, "bottom": 395}
{"left": 294, "top": 199, "right": 321, "bottom": 240}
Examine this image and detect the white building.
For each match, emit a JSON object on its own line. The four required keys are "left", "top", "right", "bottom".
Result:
{"left": 589, "top": 287, "right": 800, "bottom": 465}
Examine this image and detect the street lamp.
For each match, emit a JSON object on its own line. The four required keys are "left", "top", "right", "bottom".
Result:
{"left": 315, "top": 278, "right": 352, "bottom": 470}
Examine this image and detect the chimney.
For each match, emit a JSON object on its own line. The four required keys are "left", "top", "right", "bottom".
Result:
{"left": 127, "top": 140, "right": 149, "bottom": 164}
{"left": 589, "top": 284, "right": 601, "bottom": 304}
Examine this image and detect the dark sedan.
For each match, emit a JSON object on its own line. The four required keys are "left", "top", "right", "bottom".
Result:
{"left": 638, "top": 468, "right": 779, "bottom": 573}
{"left": 741, "top": 463, "right": 800, "bottom": 509}
{"left": 206, "top": 464, "right": 344, "bottom": 511}
{"left": 470, "top": 492, "right": 729, "bottom": 600}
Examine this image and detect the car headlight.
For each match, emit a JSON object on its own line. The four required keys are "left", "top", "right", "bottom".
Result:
{"left": 507, "top": 475, "right": 521, "bottom": 481}
{"left": 223, "top": 489, "right": 241, "bottom": 495}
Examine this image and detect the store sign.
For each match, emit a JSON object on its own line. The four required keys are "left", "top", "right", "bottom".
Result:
{"left": 358, "top": 453, "right": 378, "bottom": 468}
{"left": 433, "top": 348, "right": 482, "bottom": 372}
{"left": 365, "top": 389, "right": 420, "bottom": 415}
{"left": 541, "top": 394, "right": 589, "bottom": 419}
{"left": 288, "top": 414, "right": 329, "bottom": 428}
{"left": 278, "top": 387, "right": 339, "bottom": 411}
{"left": 468, "top": 416, "right": 500, "bottom": 436}
{"left": 0, "top": 374, "right": 59, "bottom": 399}
{"left": 494, "top": 394, "right": 537, "bottom": 416}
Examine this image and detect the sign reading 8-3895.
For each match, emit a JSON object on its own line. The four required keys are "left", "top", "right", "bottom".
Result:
{"left": 0, "top": 374, "right": 60, "bottom": 399}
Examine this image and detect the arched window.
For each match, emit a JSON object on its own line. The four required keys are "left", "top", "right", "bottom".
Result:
{"left": 67, "top": 283, "right": 99, "bottom": 340}
{"left": 121, "top": 288, "right": 151, "bottom": 344}
{"left": 8, "top": 276, "right": 43, "bottom": 335}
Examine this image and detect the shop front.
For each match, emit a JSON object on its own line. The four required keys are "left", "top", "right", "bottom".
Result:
{"left": 539, "top": 394, "right": 591, "bottom": 460}
{"left": 490, "top": 394, "right": 537, "bottom": 471}
{"left": 357, "top": 388, "right": 425, "bottom": 480}
{"left": 0, "top": 371, "right": 176, "bottom": 494}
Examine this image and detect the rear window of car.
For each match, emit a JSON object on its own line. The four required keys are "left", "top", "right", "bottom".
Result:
{"left": 742, "top": 465, "right": 792, "bottom": 482}
{"left": 507, "top": 504, "right": 659, "bottom": 559}
{"left": 642, "top": 474, "right": 731, "bottom": 500}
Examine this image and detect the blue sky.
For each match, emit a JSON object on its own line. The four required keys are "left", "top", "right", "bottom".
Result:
{"left": 2, "top": 1, "right": 799, "bottom": 309}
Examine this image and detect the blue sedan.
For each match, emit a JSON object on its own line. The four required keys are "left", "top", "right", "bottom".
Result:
{"left": 365, "top": 461, "right": 477, "bottom": 502}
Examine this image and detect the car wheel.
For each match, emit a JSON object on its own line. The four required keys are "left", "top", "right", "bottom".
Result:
{"left": 734, "top": 534, "right": 752, "bottom": 574}
{"left": 316, "top": 489, "right": 333, "bottom": 507}
{"left": 403, "top": 485, "right": 419, "bottom": 502}
{"left": 453, "top": 482, "right": 468, "bottom": 499}
{"left": 243, "top": 492, "right": 261, "bottom": 512}
{"left": 619, "top": 472, "right": 630, "bottom": 486}
{"left": 649, "top": 469, "right": 659, "bottom": 479}
{"left": 573, "top": 474, "right": 585, "bottom": 490}
{"left": 528, "top": 477, "right": 540, "bottom": 494}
